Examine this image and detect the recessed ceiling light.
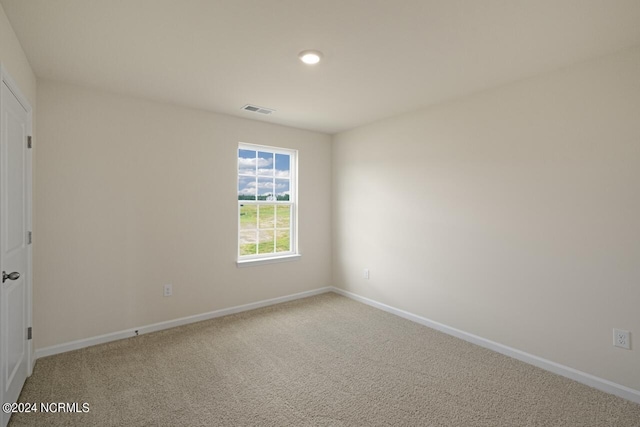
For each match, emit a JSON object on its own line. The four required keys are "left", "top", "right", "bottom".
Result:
{"left": 299, "top": 50, "right": 323, "bottom": 65}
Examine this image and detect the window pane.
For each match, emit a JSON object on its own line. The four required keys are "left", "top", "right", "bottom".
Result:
{"left": 239, "top": 149, "right": 256, "bottom": 175}
{"left": 258, "top": 205, "right": 275, "bottom": 229}
{"left": 239, "top": 204, "right": 257, "bottom": 230}
{"left": 257, "top": 151, "right": 274, "bottom": 176}
{"left": 238, "top": 176, "right": 256, "bottom": 200}
{"left": 276, "top": 230, "right": 290, "bottom": 252}
{"left": 276, "top": 205, "right": 290, "bottom": 228}
{"left": 275, "top": 153, "right": 290, "bottom": 177}
{"left": 239, "top": 230, "right": 257, "bottom": 256}
{"left": 238, "top": 144, "right": 296, "bottom": 259}
{"left": 257, "top": 177, "right": 274, "bottom": 201}
{"left": 275, "top": 179, "right": 290, "bottom": 201}
{"left": 258, "top": 230, "right": 275, "bottom": 254}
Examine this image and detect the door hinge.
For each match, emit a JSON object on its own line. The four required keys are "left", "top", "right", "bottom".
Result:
{"left": 27, "top": 327, "right": 32, "bottom": 340}
{"left": 27, "top": 231, "right": 32, "bottom": 245}
{"left": 27, "top": 135, "right": 32, "bottom": 149}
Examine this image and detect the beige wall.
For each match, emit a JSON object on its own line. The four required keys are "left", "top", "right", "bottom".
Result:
{"left": 332, "top": 46, "right": 640, "bottom": 391}
{"left": 35, "top": 80, "right": 332, "bottom": 349}
{"left": 0, "top": 2, "right": 35, "bottom": 105}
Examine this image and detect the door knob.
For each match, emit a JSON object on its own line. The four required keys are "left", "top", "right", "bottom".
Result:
{"left": 2, "top": 271, "right": 20, "bottom": 283}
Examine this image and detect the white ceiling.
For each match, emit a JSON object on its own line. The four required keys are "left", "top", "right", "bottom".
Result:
{"left": 3, "top": 0, "right": 640, "bottom": 134}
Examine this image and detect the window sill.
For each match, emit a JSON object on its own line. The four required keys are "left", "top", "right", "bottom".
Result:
{"left": 236, "top": 254, "right": 302, "bottom": 268}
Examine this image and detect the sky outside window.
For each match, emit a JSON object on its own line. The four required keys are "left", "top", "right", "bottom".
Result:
{"left": 238, "top": 150, "right": 291, "bottom": 199}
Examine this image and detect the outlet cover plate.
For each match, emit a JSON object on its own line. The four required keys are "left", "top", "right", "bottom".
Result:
{"left": 613, "top": 328, "right": 630, "bottom": 349}
{"left": 163, "top": 284, "right": 173, "bottom": 297}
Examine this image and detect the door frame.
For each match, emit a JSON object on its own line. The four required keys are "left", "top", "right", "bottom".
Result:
{"left": 0, "top": 64, "right": 33, "bottom": 381}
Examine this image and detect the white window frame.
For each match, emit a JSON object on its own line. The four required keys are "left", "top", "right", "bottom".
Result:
{"left": 236, "top": 143, "right": 300, "bottom": 266}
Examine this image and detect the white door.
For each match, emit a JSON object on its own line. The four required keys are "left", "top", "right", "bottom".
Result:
{"left": 0, "top": 72, "right": 32, "bottom": 427}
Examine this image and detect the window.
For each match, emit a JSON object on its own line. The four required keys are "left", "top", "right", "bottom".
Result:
{"left": 237, "top": 143, "right": 298, "bottom": 263}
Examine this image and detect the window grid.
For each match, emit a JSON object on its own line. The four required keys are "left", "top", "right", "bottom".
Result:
{"left": 238, "top": 143, "right": 296, "bottom": 260}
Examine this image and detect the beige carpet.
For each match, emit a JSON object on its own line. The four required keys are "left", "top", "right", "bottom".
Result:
{"left": 9, "top": 293, "right": 640, "bottom": 426}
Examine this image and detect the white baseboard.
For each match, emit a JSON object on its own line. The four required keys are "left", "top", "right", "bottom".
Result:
{"left": 331, "top": 287, "right": 640, "bottom": 405}
{"left": 35, "top": 287, "right": 332, "bottom": 360}
{"left": 33, "top": 285, "right": 640, "bottom": 405}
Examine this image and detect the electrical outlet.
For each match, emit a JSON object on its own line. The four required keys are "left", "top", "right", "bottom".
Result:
{"left": 613, "top": 328, "right": 630, "bottom": 350}
{"left": 163, "top": 284, "right": 173, "bottom": 297}
{"left": 363, "top": 269, "right": 370, "bottom": 279}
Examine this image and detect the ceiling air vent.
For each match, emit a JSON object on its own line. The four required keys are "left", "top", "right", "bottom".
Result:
{"left": 242, "top": 104, "right": 275, "bottom": 115}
